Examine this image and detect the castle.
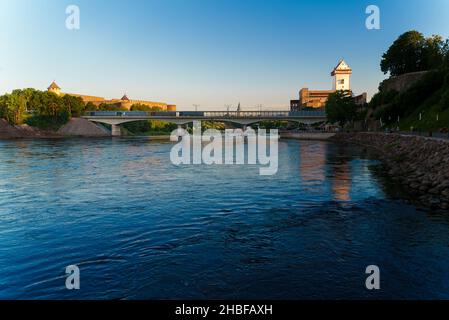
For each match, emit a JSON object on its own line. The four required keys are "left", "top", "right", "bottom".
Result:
{"left": 47, "top": 82, "right": 176, "bottom": 111}
{"left": 290, "top": 60, "right": 366, "bottom": 110}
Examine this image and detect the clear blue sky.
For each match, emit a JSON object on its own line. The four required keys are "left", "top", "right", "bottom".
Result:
{"left": 1, "top": 0, "right": 448, "bottom": 110}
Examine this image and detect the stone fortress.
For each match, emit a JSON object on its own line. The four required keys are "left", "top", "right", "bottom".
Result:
{"left": 290, "top": 60, "right": 367, "bottom": 110}
{"left": 47, "top": 82, "right": 176, "bottom": 111}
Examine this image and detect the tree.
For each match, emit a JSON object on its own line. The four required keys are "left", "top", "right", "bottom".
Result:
{"left": 381, "top": 31, "right": 427, "bottom": 76}
{"left": 130, "top": 104, "right": 164, "bottom": 111}
{"left": 0, "top": 90, "right": 28, "bottom": 125}
{"left": 85, "top": 102, "right": 97, "bottom": 111}
{"left": 98, "top": 103, "right": 126, "bottom": 111}
{"left": 423, "top": 35, "right": 446, "bottom": 69}
{"left": 0, "top": 94, "right": 10, "bottom": 122}
{"left": 130, "top": 104, "right": 152, "bottom": 111}
{"left": 25, "top": 91, "right": 70, "bottom": 128}
{"left": 381, "top": 31, "right": 447, "bottom": 76}
{"left": 62, "top": 94, "right": 85, "bottom": 117}
{"left": 325, "top": 90, "right": 357, "bottom": 126}
{"left": 443, "top": 39, "right": 449, "bottom": 68}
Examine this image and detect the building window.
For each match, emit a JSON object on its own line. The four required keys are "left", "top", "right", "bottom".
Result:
{"left": 338, "top": 79, "right": 345, "bottom": 85}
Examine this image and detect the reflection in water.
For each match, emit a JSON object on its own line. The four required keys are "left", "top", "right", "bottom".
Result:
{"left": 332, "top": 162, "right": 351, "bottom": 202}
{"left": 0, "top": 138, "right": 448, "bottom": 300}
{"left": 299, "top": 142, "right": 326, "bottom": 185}
{"left": 299, "top": 141, "right": 351, "bottom": 201}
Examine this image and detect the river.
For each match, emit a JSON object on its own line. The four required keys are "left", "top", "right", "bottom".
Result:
{"left": 0, "top": 138, "right": 448, "bottom": 299}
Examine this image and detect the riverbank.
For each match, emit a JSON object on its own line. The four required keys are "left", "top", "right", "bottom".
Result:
{"left": 0, "top": 119, "right": 62, "bottom": 139}
{"left": 0, "top": 118, "right": 177, "bottom": 140}
{"left": 0, "top": 118, "right": 114, "bottom": 139}
{"left": 332, "top": 132, "right": 449, "bottom": 210}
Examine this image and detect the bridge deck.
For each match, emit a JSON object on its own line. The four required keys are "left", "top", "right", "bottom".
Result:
{"left": 84, "top": 110, "right": 327, "bottom": 120}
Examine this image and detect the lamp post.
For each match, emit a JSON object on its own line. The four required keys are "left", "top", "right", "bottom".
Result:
{"left": 225, "top": 104, "right": 231, "bottom": 115}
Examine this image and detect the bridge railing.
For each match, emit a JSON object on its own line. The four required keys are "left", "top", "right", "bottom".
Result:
{"left": 84, "top": 110, "right": 327, "bottom": 118}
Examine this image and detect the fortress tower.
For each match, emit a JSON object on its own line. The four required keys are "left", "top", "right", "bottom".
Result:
{"left": 47, "top": 81, "right": 62, "bottom": 96}
{"left": 331, "top": 60, "right": 352, "bottom": 91}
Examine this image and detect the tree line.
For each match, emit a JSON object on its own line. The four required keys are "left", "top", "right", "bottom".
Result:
{"left": 0, "top": 89, "right": 175, "bottom": 133}
{"left": 0, "top": 89, "right": 88, "bottom": 129}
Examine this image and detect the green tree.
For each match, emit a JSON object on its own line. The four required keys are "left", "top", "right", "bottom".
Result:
{"left": 62, "top": 94, "right": 85, "bottom": 117}
{"left": 0, "top": 94, "right": 11, "bottom": 122}
{"left": 423, "top": 35, "right": 446, "bottom": 69}
{"left": 0, "top": 90, "right": 28, "bottom": 125}
{"left": 130, "top": 104, "right": 152, "bottom": 111}
{"left": 85, "top": 102, "right": 97, "bottom": 111}
{"left": 443, "top": 39, "right": 449, "bottom": 68}
{"left": 325, "top": 90, "right": 357, "bottom": 126}
{"left": 381, "top": 31, "right": 447, "bottom": 76}
{"left": 25, "top": 91, "right": 69, "bottom": 129}
{"left": 98, "top": 103, "right": 127, "bottom": 111}
{"left": 381, "top": 31, "right": 427, "bottom": 76}
{"left": 130, "top": 104, "right": 164, "bottom": 111}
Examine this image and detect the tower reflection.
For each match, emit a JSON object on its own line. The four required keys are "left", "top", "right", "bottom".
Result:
{"left": 298, "top": 141, "right": 352, "bottom": 201}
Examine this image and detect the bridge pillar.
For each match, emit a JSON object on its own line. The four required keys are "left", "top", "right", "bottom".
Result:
{"left": 111, "top": 124, "right": 121, "bottom": 136}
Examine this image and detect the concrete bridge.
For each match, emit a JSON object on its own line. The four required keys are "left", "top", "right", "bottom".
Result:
{"left": 83, "top": 110, "right": 327, "bottom": 136}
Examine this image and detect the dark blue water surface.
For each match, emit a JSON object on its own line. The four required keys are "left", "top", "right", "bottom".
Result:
{"left": 0, "top": 138, "right": 448, "bottom": 300}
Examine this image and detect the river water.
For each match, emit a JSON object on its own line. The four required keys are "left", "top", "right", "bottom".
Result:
{"left": 0, "top": 138, "right": 448, "bottom": 299}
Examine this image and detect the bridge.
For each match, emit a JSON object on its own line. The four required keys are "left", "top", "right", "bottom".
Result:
{"left": 83, "top": 110, "right": 327, "bottom": 136}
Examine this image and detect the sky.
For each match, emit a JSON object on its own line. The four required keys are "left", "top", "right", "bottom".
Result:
{"left": 1, "top": 0, "right": 449, "bottom": 110}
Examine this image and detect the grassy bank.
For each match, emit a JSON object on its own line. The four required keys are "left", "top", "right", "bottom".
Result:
{"left": 370, "top": 69, "right": 449, "bottom": 132}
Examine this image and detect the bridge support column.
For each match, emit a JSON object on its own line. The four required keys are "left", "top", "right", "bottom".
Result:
{"left": 111, "top": 124, "right": 121, "bottom": 136}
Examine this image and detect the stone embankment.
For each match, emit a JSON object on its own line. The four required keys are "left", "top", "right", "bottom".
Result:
{"left": 0, "top": 119, "right": 60, "bottom": 139}
{"left": 57, "top": 118, "right": 110, "bottom": 137}
{"left": 332, "top": 132, "right": 449, "bottom": 210}
{"left": 0, "top": 118, "right": 111, "bottom": 139}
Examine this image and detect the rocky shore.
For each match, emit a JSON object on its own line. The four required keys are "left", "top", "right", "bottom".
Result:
{"left": 332, "top": 132, "right": 449, "bottom": 210}
{"left": 0, "top": 118, "right": 110, "bottom": 139}
{"left": 0, "top": 119, "right": 60, "bottom": 139}
{"left": 57, "top": 118, "right": 110, "bottom": 137}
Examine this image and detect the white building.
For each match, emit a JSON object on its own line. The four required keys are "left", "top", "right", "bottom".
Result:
{"left": 331, "top": 60, "right": 352, "bottom": 91}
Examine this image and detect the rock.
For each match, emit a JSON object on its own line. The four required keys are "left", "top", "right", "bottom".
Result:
{"left": 0, "top": 119, "right": 24, "bottom": 138}
{"left": 57, "top": 118, "right": 110, "bottom": 137}
{"left": 409, "top": 182, "right": 420, "bottom": 189}
{"left": 429, "top": 187, "right": 441, "bottom": 195}
{"left": 0, "top": 118, "right": 59, "bottom": 139}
